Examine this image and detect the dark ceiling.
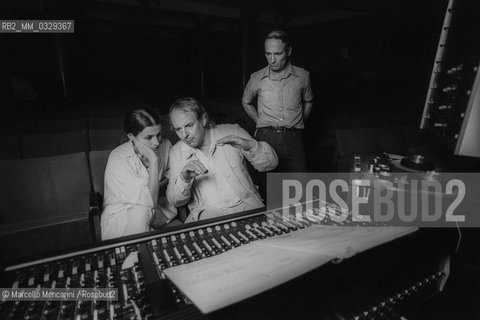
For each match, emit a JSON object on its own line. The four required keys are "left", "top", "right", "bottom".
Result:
{"left": 0, "top": 0, "right": 449, "bottom": 30}
{"left": 0, "top": 0, "right": 451, "bottom": 106}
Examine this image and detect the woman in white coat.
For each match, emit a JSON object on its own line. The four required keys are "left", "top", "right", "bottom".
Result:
{"left": 101, "top": 108, "right": 177, "bottom": 240}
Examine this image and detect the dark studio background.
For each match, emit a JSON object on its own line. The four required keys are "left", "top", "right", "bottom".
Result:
{"left": 0, "top": 0, "right": 479, "bottom": 318}
{"left": 1, "top": 0, "right": 448, "bottom": 131}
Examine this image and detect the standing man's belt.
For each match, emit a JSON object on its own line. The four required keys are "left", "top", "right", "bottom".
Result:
{"left": 260, "top": 126, "right": 303, "bottom": 132}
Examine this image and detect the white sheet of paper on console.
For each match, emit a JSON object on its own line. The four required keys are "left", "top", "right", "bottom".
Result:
{"left": 163, "top": 226, "right": 417, "bottom": 314}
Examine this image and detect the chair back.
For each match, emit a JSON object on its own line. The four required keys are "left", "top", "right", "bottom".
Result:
{"left": 21, "top": 130, "right": 88, "bottom": 158}
{"left": 88, "top": 150, "right": 112, "bottom": 200}
{"left": 0, "top": 152, "right": 93, "bottom": 261}
{"left": 0, "top": 134, "right": 21, "bottom": 159}
{"left": 88, "top": 116, "right": 123, "bottom": 130}
{"left": 0, "top": 152, "right": 91, "bottom": 223}
{"left": 89, "top": 129, "right": 124, "bottom": 151}
{"left": 0, "top": 115, "right": 36, "bottom": 134}
{"left": 37, "top": 118, "right": 88, "bottom": 133}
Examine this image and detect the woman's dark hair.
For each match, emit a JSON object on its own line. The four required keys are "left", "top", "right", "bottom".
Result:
{"left": 169, "top": 97, "right": 215, "bottom": 128}
{"left": 123, "top": 108, "right": 161, "bottom": 136}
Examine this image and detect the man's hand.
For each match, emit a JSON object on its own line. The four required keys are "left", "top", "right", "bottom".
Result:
{"left": 180, "top": 160, "right": 208, "bottom": 183}
{"left": 216, "top": 135, "right": 256, "bottom": 152}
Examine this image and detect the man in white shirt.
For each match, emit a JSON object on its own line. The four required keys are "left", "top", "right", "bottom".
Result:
{"left": 167, "top": 97, "right": 278, "bottom": 222}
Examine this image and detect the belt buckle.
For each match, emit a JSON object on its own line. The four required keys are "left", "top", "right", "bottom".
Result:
{"left": 273, "top": 126, "right": 286, "bottom": 132}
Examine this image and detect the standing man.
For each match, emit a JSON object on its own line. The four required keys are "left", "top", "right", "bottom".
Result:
{"left": 242, "top": 30, "right": 313, "bottom": 173}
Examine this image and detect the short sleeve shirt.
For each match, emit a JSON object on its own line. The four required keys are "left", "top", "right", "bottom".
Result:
{"left": 242, "top": 63, "right": 313, "bottom": 129}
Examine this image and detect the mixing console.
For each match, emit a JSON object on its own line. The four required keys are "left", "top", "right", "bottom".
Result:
{"left": 1, "top": 204, "right": 455, "bottom": 320}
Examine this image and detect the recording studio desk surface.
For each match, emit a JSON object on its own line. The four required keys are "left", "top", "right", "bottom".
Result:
{"left": 1, "top": 205, "right": 458, "bottom": 320}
